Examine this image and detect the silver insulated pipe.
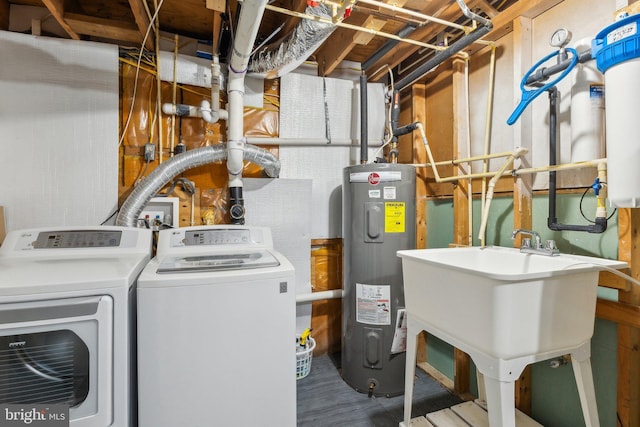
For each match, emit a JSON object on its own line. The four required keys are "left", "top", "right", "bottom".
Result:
{"left": 115, "top": 143, "right": 280, "bottom": 227}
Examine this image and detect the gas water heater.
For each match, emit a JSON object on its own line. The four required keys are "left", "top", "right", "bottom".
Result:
{"left": 342, "top": 163, "right": 416, "bottom": 397}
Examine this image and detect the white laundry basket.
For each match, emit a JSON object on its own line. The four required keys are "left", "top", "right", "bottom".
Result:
{"left": 295, "top": 337, "right": 316, "bottom": 380}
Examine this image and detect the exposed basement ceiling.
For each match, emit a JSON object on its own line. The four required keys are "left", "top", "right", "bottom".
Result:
{"left": 1, "top": 0, "right": 564, "bottom": 81}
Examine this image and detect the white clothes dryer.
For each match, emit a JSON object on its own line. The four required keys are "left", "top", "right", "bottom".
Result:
{"left": 137, "top": 225, "right": 296, "bottom": 427}
{"left": 0, "top": 226, "right": 152, "bottom": 427}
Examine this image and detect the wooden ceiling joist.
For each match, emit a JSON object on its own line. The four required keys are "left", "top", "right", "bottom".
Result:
{"left": 128, "top": 0, "right": 155, "bottom": 50}
{"left": 316, "top": 0, "right": 408, "bottom": 76}
{"left": 41, "top": 0, "right": 80, "bottom": 40}
{"left": 316, "top": 14, "right": 386, "bottom": 76}
{"left": 65, "top": 13, "right": 142, "bottom": 45}
{"left": 0, "top": 0, "right": 9, "bottom": 31}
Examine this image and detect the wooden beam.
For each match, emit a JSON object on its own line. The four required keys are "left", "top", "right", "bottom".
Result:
{"left": 511, "top": 16, "right": 533, "bottom": 416}
{"left": 41, "top": 0, "right": 81, "bottom": 40}
{"left": 599, "top": 269, "right": 632, "bottom": 291}
{"left": 475, "top": 0, "right": 499, "bottom": 18}
{"left": 128, "top": 0, "right": 154, "bottom": 50}
{"left": 617, "top": 208, "right": 640, "bottom": 427}
{"left": 597, "top": 298, "right": 640, "bottom": 329}
{"left": 65, "top": 13, "right": 142, "bottom": 44}
{"left": 206, "top": 0, "right": 225, "bottom": 12}
{"left": 0, "top": 0, "right": 9, "bottom": 31}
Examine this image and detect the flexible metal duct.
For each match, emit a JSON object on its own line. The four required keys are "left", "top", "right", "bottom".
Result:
{"left": 249, "top": 4, "right": 336, "bottom": 78}
{"left": 115, "top": 143, "right": 280, "bottom": 227}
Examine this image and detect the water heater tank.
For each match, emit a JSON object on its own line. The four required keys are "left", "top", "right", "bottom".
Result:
{"left": 594, "top": 15, "right": 640, "bottom": 207}
{"left": 342, "top": 163, "right": 416, "bottom": 397}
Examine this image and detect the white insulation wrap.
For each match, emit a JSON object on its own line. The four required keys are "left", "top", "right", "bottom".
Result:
{"left": 0, "top": 31, "right": 118, "bottom": 232}
{"left": 249, "top": 4, "right": 336, "bottom": 78}
{"left": 115, "top": 144, "right": 280, "bottom": 227}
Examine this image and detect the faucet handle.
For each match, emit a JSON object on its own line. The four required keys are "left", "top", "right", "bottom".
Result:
{"left": 545, "top": 239, "right": 560, "bottom": 254}
{"left": 521, "top": 238, "right": 532, "bottom": 249}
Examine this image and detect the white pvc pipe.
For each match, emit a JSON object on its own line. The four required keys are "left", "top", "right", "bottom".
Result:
{"left": 296, "top": 289, "right": 344, "bottom": 304}
{"left": 227, "top": 0, "right": 268, "bottom": 188}
{"left": 246, "top": 137, "right": 363, "bottom": 146}
{"left": 476, "top": 147, "right": 529, "bottom": 240}
{"left": 480, "top": 45, "right": 497, "bottom": 246}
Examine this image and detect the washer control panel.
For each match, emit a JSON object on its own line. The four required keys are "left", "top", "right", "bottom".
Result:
{"left": 183, "top": 229, "right": 252, "bottom": 246}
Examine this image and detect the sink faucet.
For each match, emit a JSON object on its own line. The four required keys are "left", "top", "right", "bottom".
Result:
{"left": 511, "top": 229, "right": 560, "bottom": 256}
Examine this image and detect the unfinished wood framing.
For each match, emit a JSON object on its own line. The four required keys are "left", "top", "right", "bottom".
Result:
{"left": 510, "top": 14, "right": 534, "bottom": 415}
{"left": 65, "top": 13, "right": 142, "bottom": 44}
{"left": 616, "top": 208, "right": 640, "bottom": 427}
{"left": 128, "top": 0, "right": 154, "bottom": 50}
{"left": 41, "top": 0, "right": 80, "bottom": 40}
{"left": 451, "top": 56, "right": 471, "bottom": 397}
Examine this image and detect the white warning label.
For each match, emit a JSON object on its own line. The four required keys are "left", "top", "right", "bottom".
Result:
{"left": 356, "top": 283, "right": 391, "bottom": 325}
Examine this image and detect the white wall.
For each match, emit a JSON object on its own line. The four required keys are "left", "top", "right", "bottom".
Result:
{"left": 0, "top": 31, "right": 119, "bottom": 232}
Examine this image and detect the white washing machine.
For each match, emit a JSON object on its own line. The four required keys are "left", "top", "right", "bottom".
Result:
{"left": 0, "top": 226, "right": 152, "bottom": 427}
{"left": 137, "top": 225, "right": 296, "bottom": 427}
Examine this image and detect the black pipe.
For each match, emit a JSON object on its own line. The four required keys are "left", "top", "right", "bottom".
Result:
{"left": 526, "top": 50, "right": 592, "bottom": 86}
{"left": 229, "top": 186, "right": 245, "bottom": 225}
{"left": 546, "top": 87, "right": 606, "bottom": 233}
{"left": 362, "top": 25, "right": 417, "bottom": 72}
{"left": 395, "top": 22, "right": 493, "bottom": 91}
{"left": 360, "top": 73, "right": 368, "bottom": 164}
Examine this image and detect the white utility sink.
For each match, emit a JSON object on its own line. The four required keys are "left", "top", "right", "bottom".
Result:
{"left": 398, "top": 246, "right": 627, "bottom": 427}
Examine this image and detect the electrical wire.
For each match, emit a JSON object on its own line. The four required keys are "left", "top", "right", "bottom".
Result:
{"left": 579, "top": 185, "right": 617, "bottom": 223}
{"left": 370, "top": 64, "right": 395, "bottom": 161}
{"left": 100, "top": 209, "right": 119, "bottom": 225}
{"left": 118, "top": 0, "right": 166, "bottom": 147}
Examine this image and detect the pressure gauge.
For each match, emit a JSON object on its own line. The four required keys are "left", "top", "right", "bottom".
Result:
{"left": 550, "top": 28, "right": 572, "bottom": 48}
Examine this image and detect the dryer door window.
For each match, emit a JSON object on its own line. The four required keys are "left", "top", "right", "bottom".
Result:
{"left": 0, "top": 295, "right": 113, "bottom": 425}
{"left": 0, "top": 330, "right": 90, "bottom": 406}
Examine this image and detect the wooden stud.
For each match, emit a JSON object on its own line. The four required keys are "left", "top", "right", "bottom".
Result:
{"left": 409, "top": 83, "right": 427, "bottom": 250}
{"left": 451, "top": 55, "right": 471, "bottom": 396}
{"left": 510, "top": 16, "right": 533, "bottom": 415}
{"left": 617, "top": 208, "right": 640, "bottom": 427}
{"left": 41, "top": 0, "right": 81, "bottom": 40}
